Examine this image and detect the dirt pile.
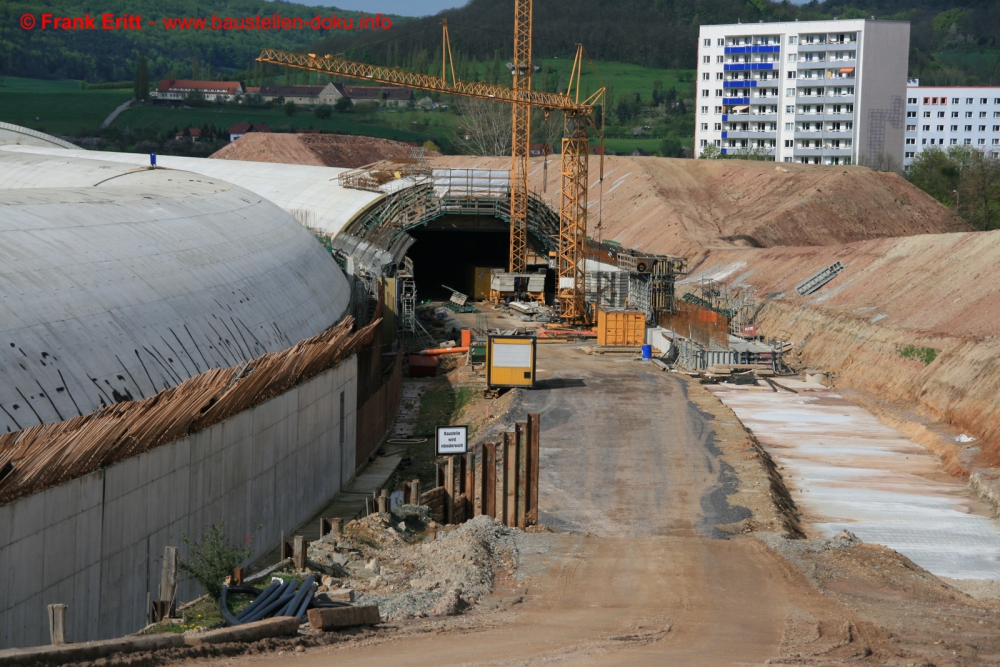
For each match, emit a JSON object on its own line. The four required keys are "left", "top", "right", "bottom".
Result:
{"left": 305, "top": 510, "right": 517, "bottom": 621}
{"left": 429, "top": 155, "right": 967, "bottom": 258}
{"left": 211, "top": 133, "right": 439, "bottom": 168}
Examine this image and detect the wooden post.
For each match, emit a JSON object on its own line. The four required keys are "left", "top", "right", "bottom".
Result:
{"left": 465, "top": 451, "right": 475, "bottom": 510}
{"left": 48, "top": 604, "right": 67, "bottom": 645}
{"left": 501, "top": 433, "right": 510, "bottom": 525}
{"left": 410, "top": 478, "right": 421, "bottom": 506}
{"left": 402, "top": 481, "right": 411, "bottom": 505}
{"left": 437, "top": 463, "right": 446, "bottom": 488}
{"left": 293, "top": 535, "right": 307, "bottom": 570}
{"left": 516, "top": 422, "right": 527, "bottom": 529}
{"left": 506, "top": 430, "right": 519, "bottom": 528}
{"left": 231, "top": 567, "right": 244, "bottom": 585}
{"left": 158, "top": 546, "right": 178, "bottom": 609}
{"left": 378, "top": 488, "right": 389, "bottom": 514}
{"left": 445, "top": 456, "right": 456, "bottom": 524}
{"left": 527, "top": 413, "right": 540, "bottom": 525}
{"left": 483, "top": 443, "right": 496, "bottom": 519}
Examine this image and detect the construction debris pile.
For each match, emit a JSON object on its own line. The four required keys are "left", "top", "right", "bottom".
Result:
{"left": 302, "top": 509, "right": 518, "bottom": 621}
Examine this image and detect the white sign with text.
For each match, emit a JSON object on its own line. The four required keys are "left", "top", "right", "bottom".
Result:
{"left": 436, "top": 425, "right": 468, "bottom": 455}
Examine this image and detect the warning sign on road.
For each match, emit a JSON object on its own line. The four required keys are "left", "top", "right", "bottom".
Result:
{"left": 436, "top": 425, "right": 468, "bottom": 455}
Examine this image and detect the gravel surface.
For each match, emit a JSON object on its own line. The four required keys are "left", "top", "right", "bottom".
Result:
{"left": 305, "top": 509, "right": 517, "bottom": 622}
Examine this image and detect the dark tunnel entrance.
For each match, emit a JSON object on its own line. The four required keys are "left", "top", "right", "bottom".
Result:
{"left": 404, "top": 215, "right": 553, "bottom": 301}
{"left": 406, "top": 227, "right": 510, "bottom": 300}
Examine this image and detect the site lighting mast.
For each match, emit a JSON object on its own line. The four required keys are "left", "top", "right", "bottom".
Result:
{"left": 256, "top": 4, "right": 603, "bottom": 323}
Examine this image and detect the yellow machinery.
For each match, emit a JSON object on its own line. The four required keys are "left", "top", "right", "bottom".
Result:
{"left": 486, "top": 335, "right": 536, "bottom": 391}
{"left": 256, "top": 3, "right": 604, "bottom": 324}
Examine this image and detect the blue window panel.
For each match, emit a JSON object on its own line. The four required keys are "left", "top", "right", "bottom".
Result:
{"left": 721, "top": 148, "right": 729, "bottom": 154}
{"left": 721, "top": 132, "right": 728, "bottom": 139}
{"left": 755, "top": 63, "right": 774, "bottom": 71}
{"left": 722, "top": 114, "right": 728, "bottom": 121}
{"left": 724, "top": 97, "right": 750, "bottom": 105}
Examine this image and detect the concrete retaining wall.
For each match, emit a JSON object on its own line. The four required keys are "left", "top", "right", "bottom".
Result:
{"left": 0, "top": 356, "right": 357, "bottom": 649}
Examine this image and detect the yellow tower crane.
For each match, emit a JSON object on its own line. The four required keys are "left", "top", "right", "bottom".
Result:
{"left": 256, "top": 10, "right": 603, "bottom": 323}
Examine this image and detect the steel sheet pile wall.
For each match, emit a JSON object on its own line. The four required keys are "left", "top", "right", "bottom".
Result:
{"left": 0, "top": 319, "right": 381, "bottom": 648}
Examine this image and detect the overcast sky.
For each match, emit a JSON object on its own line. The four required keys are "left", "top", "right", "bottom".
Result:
{"left": 305, "top": 0, "right": 469, "bottom": 15}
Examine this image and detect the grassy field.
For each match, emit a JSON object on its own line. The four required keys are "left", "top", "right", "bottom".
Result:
{"left": 535, "top": 59, "right": 696, "bottom": 101}
{"left": 113, "top": 104, "right": 435, "bottom": 143}
{"left": 598, "top": 137, "right": 694, "bottom": 155}
{"left": 0, "top": 76, "right": 130, "bottom": 136}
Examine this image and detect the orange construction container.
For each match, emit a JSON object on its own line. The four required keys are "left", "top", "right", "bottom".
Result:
{"left": 596, "top": 309, "right": 646, "bottom": 347}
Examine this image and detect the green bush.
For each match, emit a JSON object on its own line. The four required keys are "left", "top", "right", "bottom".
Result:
{"left": 897, "top": 345, "right": 937, "bottom": 366}
{"left": 180, "top": 522, "right": 259, "bottom": 600}
{"left": 314, "top": 104, "right": 332, "bottom": 119}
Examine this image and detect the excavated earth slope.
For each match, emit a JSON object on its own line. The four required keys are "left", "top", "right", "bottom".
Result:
{"left": 211, "top": 133, "right": 438, "bottom": 168}
{"left": 429, "top": 155, "right": 968, "bottom": 257}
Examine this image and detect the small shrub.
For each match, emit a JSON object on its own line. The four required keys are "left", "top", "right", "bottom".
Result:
{"left": 180, "top": 522, "right": 259, "bottom": 600}
{"left": 314, "top": 103, "right": 332, "bottom": 119}
{"left": 897, "top": 345, "right": 937, "bottom": 365}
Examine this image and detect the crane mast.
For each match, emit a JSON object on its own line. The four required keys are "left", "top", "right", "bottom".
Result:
{"left": 509, "top": 0, "right": 532, "bottom": 274}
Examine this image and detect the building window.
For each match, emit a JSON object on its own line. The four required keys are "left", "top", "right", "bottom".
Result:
{"left": 951, "top": 125, "right": 958, "bottom": 131}
{"left": 716, "top": 72, "right": 724, "bottom": 80}
{"left": 995, "top": 99, "right": 1000, "bottom": 104}
{"left": 907, "top": 97, "right": 917, "bottom": 104}
{"left": 937, "top": 125, "right": 944, "bottom": 131}
{"left": 715, "top": 139, "right": 721, "bottom": 147}
{"left": 953, "top": 112, "right": 960, "bottom": 118}
{"left": 704, "top": 38, "right": 711, "bottom": 46}
{"left": 701, "top": 105, "right": 708, "bottom": 114}
{"left": 981, "top": 112, "right": 987, "bottom": 118}
{"left": 786, "top": 88, "right": 795, "bottom": 97}
{"left": 905, "top": 152, "right": 914, "bottom": 158}
{"left": 905, "top": 138, "right": 915, "bottom": 145}
{"left": 907, "top": 125, "right": 916, "bottom": 131}
{"left": 964, "top": 138, "right": 971, "bottom": 144}
{"left": 788, "top": 36, "right": 798, "bottom": 44}
{"left": 714, "top": 106, "right": 723, "bottom": 113}
{"left": 951, "top": 138, "right": 958, "bottom": 145}
{"left": 966, "top": 98, "right": 974, "bottom": 104}
{"left": 980, "top": 125, "right": 987, "bottom": 131}
{"left": 965, "top": 125, "right": 972, "bottom": 131}
{"left": 979, "top": 138, "right": 986, "bottom": 145}
{"left": 952, "top": 98, "right": 959, "bottom": 104}
{"left": 982, "top": 98, "right": 989, "bottom": 104}
{"left": 700, "top": 139, "right": 707, "bottom": 147}
{"left": 922, "top": 138, "right": 927, "bottom": 144}
{"left": 785, "top": 122, "right": 793, "bottom": 130}
{"left": 784, "top": 139, "right": 793, "bottom": 147}
{"left": 701, "top": 123, "right": 709, "bottom": 131}
{"left": 787, "top": 71, "right": 796, "bottom": 79}
{"left": 703, "top": 55, "right": 711, "bottom": 63}
{"left": 702, "top": 72, "right": 710, "bottom": 80}
{"left": 717, "top": 56, "right": 724, "bottom": 63}
{"left": 717, "top": 38, "right": 724, "bottom": 46}
{"left": 937, "top": 111, "right": 945, "bottom": 118}
{"left": 788, "top": 54, "right": 796, "bottom": 62}
{"left": 994, "top": 139, "right": 1000, "bottom": 145}
{"left": 994, "top": 125, "right": 1000, "bottom": 131}
{"left": 702, "top": 89, "right": 709, "bottom": 97}
{"left": 923, "top": 111, "right": 930, "bottom": 117}
{"left": 965, "top": 111, "right": 972, "bottom": 118}
{"left": 786, "top": 105, "right": 794, "bottom": 113}
{"left": 715, "top": 89, "right": 723, "bottom": 97}
{"left": 922, "top": 125, "right": 930, "bottom": 131}
{"left": 714, "top": 123, "right": 722, "bottom": 130}
{"left": 906, "top": 111, "right": 916, "bottom": 118}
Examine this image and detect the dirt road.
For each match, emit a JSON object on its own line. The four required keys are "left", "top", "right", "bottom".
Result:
{"left": 215, "top": 347, "right": 881, "bottom": 665}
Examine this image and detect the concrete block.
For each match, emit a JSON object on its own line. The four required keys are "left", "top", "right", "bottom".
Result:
{"left": 307, "top": 604, "right": 380, "bottom": 630}
{"left": 76, "top": 506, "right": 102, "bottom": 570}
{"left": 42, "top": 517, "right": 77, "bottom": 590}
{"left": 9, "top": 532, "right": 44, "bottom": 607}
{"left": 86, "top": 563, "right": 101, "bottom": 639}
{"left": 42, "top": 479, "right": 74, "bottom": 527}
{"left": 79, "top": 471, "right": 103, "bottom": 511}
{"left": 118, "top": 456, "right": 140, "bottom": 496}
{"left": 10, "top": 491, "right": 44, "bottom": 543}
{"left": 100, "top": 496, "right": 123, "bottom": 558}
{"left": 189, "top": 428, "right": 211, "bottom": 465}
{"left": 20, "top": 594, "right": 43, "bottom": 648}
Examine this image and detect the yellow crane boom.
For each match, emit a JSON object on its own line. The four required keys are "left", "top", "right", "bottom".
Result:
{"left": 257, "top": 21, "right": 603, "bottom": 323}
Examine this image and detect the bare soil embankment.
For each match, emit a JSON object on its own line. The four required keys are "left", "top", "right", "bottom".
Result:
{"left": 429, "top": 155, "right": 968, "bottom": 258}
{"left": 685, "top": 229, "right": 1000, "bottom": 478}
{"left": 211, "top": 134, "right": 438, "bottom": 168}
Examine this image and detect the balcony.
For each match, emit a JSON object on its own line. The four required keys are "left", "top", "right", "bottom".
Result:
{"left": 797, "top": 76, "right": 827, "bottom": 85}
{"left": 796, "top": 42, "right": 830, "bottom": 52}
{"left": 721, "top": 130, "right": 776, "bottom": 140}
{"left": 796, "top": 60, "right": 828, "bottom": 68}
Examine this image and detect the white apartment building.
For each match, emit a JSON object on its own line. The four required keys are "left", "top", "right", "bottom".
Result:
{"left": 695, "top": 19, "right": 909, "bottom": 166}
{"left": 903, "top": 79, "right": 1000, "bottom": 168}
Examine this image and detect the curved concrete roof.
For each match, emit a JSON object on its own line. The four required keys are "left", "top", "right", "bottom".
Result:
{"left": 0, "top": 152, "right": 350, "bottom": 432}
{"left": 0, "top": 145, "right": 383, "bottom": 238}
{"left": 0, "top": 123, "right": 80, "bottom": 150}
